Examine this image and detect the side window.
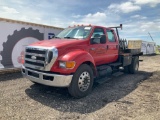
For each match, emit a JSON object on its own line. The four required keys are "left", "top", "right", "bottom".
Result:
{"left": 91, "top": 28, "right": 104, "bottom": 44}
{"left": 106, "top": 30, "right": 115, "bottom": 42}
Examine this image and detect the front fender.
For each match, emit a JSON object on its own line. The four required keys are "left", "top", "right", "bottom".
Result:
{"left": 51, "top": 50, "right": 96, "bottom": 74}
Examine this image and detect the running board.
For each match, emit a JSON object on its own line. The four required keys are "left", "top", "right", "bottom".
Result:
{"left": 112, "top": 71, "right": 124, "bottom": 77}
{"left": 109, "top": 62, "right": 122, "bottom": 67}
{"left": 95, "top": 76, "right": 111, "bottom": 84}
{"left": 95, "top": 71, "right": 124, "bottom": 84}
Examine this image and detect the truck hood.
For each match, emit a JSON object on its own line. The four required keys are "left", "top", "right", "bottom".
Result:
{"left": 30, "top": 39, "right": 85, "bottom": 48}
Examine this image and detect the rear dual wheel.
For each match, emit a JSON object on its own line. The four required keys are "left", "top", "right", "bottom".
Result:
{"left": 68, "top": 64, "right": 94, "bottom": 98}
{"left": 124, "top": 56, "right": 139, "bottom": 74}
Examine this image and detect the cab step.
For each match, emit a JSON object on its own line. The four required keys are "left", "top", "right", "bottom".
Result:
{"left": 95, "top": 71, "right": 124, "bottom": 85}
{"left": 95, "top": 77, "right": 111, "bottom": 84}
{"left": 109, "top": 62, "right": 122, "bottom": 67}
{"left": 112, "top": 71, "right": 124, "bottom": 77}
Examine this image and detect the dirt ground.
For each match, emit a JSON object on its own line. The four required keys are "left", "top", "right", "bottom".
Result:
{"left": 0, "top": 55, "right": 160, "bottom": 120}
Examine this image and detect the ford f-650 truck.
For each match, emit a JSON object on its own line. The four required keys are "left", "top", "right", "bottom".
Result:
{"left": 22, "top": 24, "right": 142, "bottom": 98}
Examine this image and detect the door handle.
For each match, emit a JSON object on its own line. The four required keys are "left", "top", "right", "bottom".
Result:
{"left": 116, "top": 45, "right": 119, "bottom": 49}
{"left": 90, "top": 48, "right": 95, "bottom": 50}
{"left": 106, "top": 45, "right": 109, "bottom": 50}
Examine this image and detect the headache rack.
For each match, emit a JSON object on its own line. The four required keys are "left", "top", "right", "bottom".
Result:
{"left": 109, "top": 24, "right": 143, "bottom": 56}
{"left": 109, "top": 24, "right": 127, "bottom": 51}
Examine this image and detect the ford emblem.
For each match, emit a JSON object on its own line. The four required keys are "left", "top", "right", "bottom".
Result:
{"left": 31, "top": 56, "right": 36, "bottom": 60}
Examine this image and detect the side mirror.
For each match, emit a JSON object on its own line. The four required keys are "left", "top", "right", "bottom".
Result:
{"left": 93, "top": 34, "right": 101, "bottom": 38}
{"left": 90, "top": 34, "right": 101, "bottom": 44}
{"left": 100, "top": 35, "right": 106, "bottom": 44}
{"left": 90, "top": 34, "right": 106, "bottom": 44}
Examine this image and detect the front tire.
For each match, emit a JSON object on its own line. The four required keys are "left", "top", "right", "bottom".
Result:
{"left": 68, "top": 64, "right": 94, "bottom": 98}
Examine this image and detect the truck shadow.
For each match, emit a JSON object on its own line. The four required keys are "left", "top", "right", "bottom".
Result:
{"left": 25, "top": 71, "right": 152, "bottom": 114}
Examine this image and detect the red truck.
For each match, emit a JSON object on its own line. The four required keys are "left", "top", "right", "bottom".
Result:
{"left": 22, "top": 24, "right": 142, "bottom": 98}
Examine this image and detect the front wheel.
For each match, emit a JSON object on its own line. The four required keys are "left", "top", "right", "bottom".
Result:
{"left": 68, "top": 64, "right": 94, "bottom": 98}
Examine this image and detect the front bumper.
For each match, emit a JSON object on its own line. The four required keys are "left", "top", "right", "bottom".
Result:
{"left": 21, "top": 66, "right": 73, "bottom": 87}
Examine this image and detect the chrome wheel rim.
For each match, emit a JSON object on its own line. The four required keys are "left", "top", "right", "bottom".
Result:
{"left": 78, "top": 71, "right": 91, "bottom": 92}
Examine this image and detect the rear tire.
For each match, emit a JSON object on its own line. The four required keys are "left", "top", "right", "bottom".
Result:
{"left": 129, "top": 56, "right": 139, "bottom": 74}
{"left": 68, "top": 64, "right": 94, "bottom": 98}
{"left": 124, "top": 66, "right": 129, "bottom": 73}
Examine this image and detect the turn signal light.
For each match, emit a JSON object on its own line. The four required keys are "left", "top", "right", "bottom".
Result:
{"left": 59, "top": 61, "right": 76, "bottom": 69}
{"left": 66, "top": 61, "right": 76, "bottom": 68}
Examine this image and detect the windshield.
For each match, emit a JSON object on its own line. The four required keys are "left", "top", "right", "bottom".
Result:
{"left": 56, "top": 26, "right": 92, "bottom": 39}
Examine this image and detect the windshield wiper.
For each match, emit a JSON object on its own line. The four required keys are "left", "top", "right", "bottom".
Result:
{"left": 64, "top": 37, "right": 75, "bottom": 39}
{"left": 54, "top": 37, "right": 61, "bottom": 39}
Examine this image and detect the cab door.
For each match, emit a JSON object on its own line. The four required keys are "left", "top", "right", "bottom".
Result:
{"left": 106, "top": 29, "right": 119, "bottom": 63}
{"left": 89, "top": 27, "right": 109, "bottom": 65}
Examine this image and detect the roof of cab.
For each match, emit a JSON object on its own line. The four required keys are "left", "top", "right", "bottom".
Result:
{"left": 68, "top": 24, "right": 114, "bottom": 30}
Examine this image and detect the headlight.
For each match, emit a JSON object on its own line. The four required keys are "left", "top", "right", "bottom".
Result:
{"left": 47, "top": 51, "right": 53, "bottom": 63}
{"left": 59, "top": 61, "right": 66, "bottom": 68}
{"left": 59, "top": 61, "right": 76, "bottom": 69}
{"left": 45, "top": 47, "right": 58, "bottom": 71}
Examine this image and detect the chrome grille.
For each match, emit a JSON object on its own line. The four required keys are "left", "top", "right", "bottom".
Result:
{"left": 24, "top": 46, "right": 47, "bottom": 70}
{"left": 24, "top": 46, "right": 58, "bottom": 71}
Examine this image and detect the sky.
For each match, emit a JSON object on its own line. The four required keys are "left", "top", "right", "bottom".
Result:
{"left": 0, "top": 0, "right": 160, "bottom": 45}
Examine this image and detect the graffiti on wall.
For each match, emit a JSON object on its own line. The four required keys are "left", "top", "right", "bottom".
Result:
{"left": 0, "top": 27, "right": 44, "bottom": 68}
{"left": 0, "top": 18, "right": 63, "bottom": 69}
{"left": 48, "top": 33, "right": 55, "bottom": 39}
{"left": 141, "top": 42, "right": 156, "bottom": 55}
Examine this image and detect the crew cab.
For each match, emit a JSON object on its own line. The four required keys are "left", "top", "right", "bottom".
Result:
{"left": 22, "top": 24, "right": 142, "bottom": 98}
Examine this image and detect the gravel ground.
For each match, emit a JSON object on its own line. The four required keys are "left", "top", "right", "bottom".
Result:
{"left": 0, "top": 55, "right": 160, "bottom": 120}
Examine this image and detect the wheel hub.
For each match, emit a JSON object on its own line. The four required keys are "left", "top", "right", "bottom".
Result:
{"left": 78, "top": 71, "right": 91, "bottom": 92}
